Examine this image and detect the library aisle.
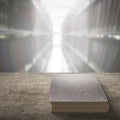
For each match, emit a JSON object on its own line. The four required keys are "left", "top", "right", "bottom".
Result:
{"left": 47, "top": 33, "right": 70, "bottom": 72}
{"left": 29, "top": 33, "right": 73, "bottom": 72}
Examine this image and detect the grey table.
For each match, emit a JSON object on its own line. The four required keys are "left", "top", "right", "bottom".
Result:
{"left": 0, "top": 73, "right": 119, "bottom": 120}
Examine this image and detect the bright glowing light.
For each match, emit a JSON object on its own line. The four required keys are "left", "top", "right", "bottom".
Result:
{"left": 108, "top": 35, "right": 112, "bottom": 38}
{"left": 42, "top": 0, "right": 76, "bottom": 8}
{"left": 41, "top": 0, "right": 76, "bottom": 34}
{"left": 41, "top": 0, "right": 77, "bottom": 72}
{"left": 41, "top": 0, "right": 77, "bottom": 47}
{"left": 32, "top": 0, "right": 40, "bottom": 10}
{"left": 47, "top": 46, "right": 70, "bottom": 72}
{"left": 113, "top": 35, "right": 120, "bottom": 40}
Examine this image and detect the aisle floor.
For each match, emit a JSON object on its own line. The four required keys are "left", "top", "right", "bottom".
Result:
{"left": 46, "top": 45, "right": 71, "bottom": 72}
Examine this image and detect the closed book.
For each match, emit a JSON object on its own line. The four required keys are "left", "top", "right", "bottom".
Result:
{"left": 50, "top": 74, "right": 109, "bottom": 113}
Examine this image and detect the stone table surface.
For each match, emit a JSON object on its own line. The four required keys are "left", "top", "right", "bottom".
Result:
{"left": 0, "top": 73, "right": 120, "bottom": 120}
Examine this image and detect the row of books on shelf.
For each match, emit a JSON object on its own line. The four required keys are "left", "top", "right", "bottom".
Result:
{"left": 73, "top": 0, "right": 120, "bottom": 33}
{"left": 88, "top": 0, "right": 120, "bottom": 32}
{"left": 0, "top": 1, "right": 8, "bottom": 26}
{"left": 0, "top": 0, "right": 37, "bottom": 30}
{"left": 63, "top": 35, "right": 120, "bottom": 72}
{"left": 88, "top": 38, "right": 120, "bottom": 72}
{"left": 67, "top": 36, "right": 89, "bottom": 58}
{"left": 0, "top": 35, "right": 50, "bottom": 72}
{"left": 63, "top": 42, "right": 94, "bottom": 72}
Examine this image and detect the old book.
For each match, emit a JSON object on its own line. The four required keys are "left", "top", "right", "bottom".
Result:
{"left": 50, "top": 74, "right": 109, "bottom": 113}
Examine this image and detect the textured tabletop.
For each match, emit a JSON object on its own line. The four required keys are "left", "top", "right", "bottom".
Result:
{"left": 0, "top": 73, "right": 119, "bottom": 119}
